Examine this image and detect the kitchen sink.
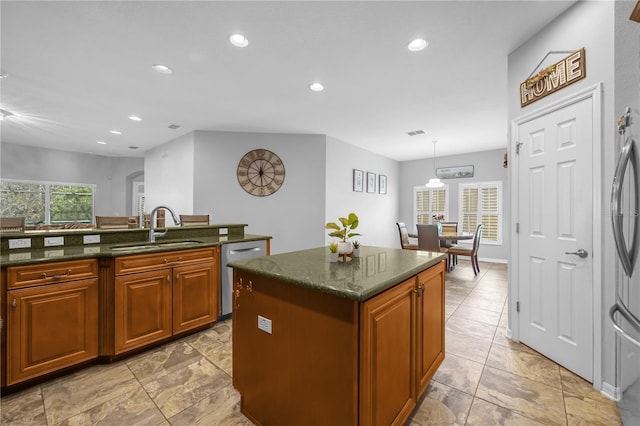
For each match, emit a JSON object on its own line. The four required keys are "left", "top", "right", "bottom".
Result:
{"left": 109, "top": 240, "right": 205, "bottom": 252}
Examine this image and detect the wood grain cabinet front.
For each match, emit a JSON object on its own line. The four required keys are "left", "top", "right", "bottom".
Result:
{"left": 5, "top": 260, "right": 98, "bottom": 387}
{"left": 113, "top": 247, "right": 219, "bottom": 355}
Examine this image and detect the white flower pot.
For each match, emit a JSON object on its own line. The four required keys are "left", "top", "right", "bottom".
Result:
{"left": 329, "top": 252, "right": 339, "bottom": 262}
{"left": 353, "top": 248, "right": 361, "bottom": 258}
{"left": 338, "top": 241, "right": 353, "bottom": 255}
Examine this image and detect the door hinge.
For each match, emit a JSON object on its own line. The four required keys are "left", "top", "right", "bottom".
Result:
{"left": 516, "top": 223, "right": 519, "bottom": 233}
{"left": 516, "top": 142, "right": 523, "bottom": 155}
{"left": 516, "top": 301, "right": 520, "bottom": 313}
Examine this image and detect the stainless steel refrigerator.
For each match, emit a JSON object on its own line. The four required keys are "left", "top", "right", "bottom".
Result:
{"left": 609, "top": 107, "right": 640, "bottom": 425}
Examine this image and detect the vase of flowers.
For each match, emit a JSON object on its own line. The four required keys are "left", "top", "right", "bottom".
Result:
{"left": 433, "top": 213, "right": 445, "bottom": 235}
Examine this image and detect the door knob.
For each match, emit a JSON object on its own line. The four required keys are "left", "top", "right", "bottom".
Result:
{"left": 565, "top": 249, "right": 588, "bottom": 258}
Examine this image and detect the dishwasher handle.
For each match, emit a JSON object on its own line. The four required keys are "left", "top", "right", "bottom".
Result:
{"left": 229, "top": 247, "right": 262, "bottom": 255}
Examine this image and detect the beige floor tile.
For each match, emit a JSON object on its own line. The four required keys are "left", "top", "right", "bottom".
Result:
{"left": 466, "top": 397, "right": 545, "bottom": 425}
{"left": 0, "top": 387, "right": 46, "bottom": 426}
{"left": 485, "top": 343, "right": 562, "bottom": 389}
{"left": 41, "top": 363, "right": 139, "bottom": 425}
{"left": 462, "top": 292, "right": 506, "bottom": 313}
{"left": 185, "top": 321, "right": 233, "bottom": 376}
{"left": 433, "top": 353, "right": 484, "bottom": 395}
{"left": 55, "top": 386, "right": 165, "bottom": 426}
{"left": 492, "top": 328, "right": 541, "bottom": 356}
{"left": 476, "top": 366, "right": 566, "bottom": 425}
{"left": 445, "top": 330, "right": 492, "bottom": 364}
{"left": 143, "top": 357, "right": 231, "bottom": 418}
{"left": 446, "top": 315, "right": 497, "bottom": 341}
{"left": 126, "top": 340, "right": 203, "bottom": 383}
{"left": 560, "top": 368, "right": 622, "bottom": 426}
{"left": 409, "top": 381, "right": 473, "bottom": 425}
{"left": 451, "top": 305, "right": 501, "bottom": 326}
{"left": 168, "top": 383, "right": 252, "bottom": 425}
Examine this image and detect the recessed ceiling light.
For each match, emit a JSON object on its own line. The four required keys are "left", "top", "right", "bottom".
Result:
{"left": 128, "top": 115, "right": 142, "bottom": 122}
{"left": 309, "top": 82, "right": 324, "bottom": 92}
{"left": 408, "top": 38, "right": 428, "bottom": 52}
{"left": 110, "top": 130, "right": 122, "bottom": 135}
{"left": 97, "top": 141, "right": 107, "bottom": 145}
{"left": 229, "top": 34, "right": 249, "bottom": 48}
{"left": 151, "top": 64, "right": 173, "bottom": 74}
{"left": 0, "top": 73, "right": 7, "bottom": 79}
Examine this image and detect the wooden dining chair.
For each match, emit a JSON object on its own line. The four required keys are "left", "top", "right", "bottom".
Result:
{"left": 396, "top": 222, "right": 419, "bottom": 250}
{"left": 417, "top": 224, "right": 449, "bottom": 270}
{"left": 180, "top": 214, "right": 210, "bottom": 226}
{"left": 0, "top": 217, "right": 25, "bottom": 232}
{"left": 448, "top": 224, "right": 483, "bottom": 275}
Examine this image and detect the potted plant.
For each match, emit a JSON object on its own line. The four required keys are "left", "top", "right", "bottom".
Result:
{"left": 328, "top": 241, "right": 339, "bottom": 262}
{"left": 352, "top": 240, "right": 361, "bottom": 257}
{"left": 326, "top": 212, "right": 362, "bottom": 254}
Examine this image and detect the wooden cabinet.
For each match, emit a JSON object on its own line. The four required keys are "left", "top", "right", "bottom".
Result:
{"left": 113, "top": 247, "right": 218, "bottom": 355}
{"left": 360, "top": 278, "right": 417, "bottom": 426}
{"left": 233, "top": 259, "right": 446, "bottom": 426}
{"left": 359, "top": 261, "right": 445, "bottom": 425}
{"left": 4, "top": 259, "right": 98, "bottom": 386}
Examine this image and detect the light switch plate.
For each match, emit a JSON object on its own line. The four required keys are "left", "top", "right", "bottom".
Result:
{"left": 258, "top": 315, "right": 272, "bottom": 334}
{"left": 44, "top": 236, "right": 64, "bottom": 247}
{"left": 83, "top": 234, "right": 100, "bottom": 244}
{"left": 8, "top": 238, "right": 31, "bottom": 249}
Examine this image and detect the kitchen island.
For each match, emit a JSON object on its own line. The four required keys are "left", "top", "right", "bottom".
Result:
{"left": 228, "top": 246, "right": 446, "bottom": 426}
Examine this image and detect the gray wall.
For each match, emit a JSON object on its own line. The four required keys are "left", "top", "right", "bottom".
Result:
{"left": 0, "top": 142, "right": 143, "bottom": 216}
{"left": 507, "top": 0, "right": 617, "bottom": 392}
{"left": 399, "top": 148, "right": 509, "bottom": 261}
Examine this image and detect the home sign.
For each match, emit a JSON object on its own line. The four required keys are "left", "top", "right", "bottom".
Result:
{"left": 520, "top": 48, "right": 586, "bottom": 107}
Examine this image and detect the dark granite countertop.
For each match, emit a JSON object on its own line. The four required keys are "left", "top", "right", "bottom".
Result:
{"left": 228, "top": 246, "right": 445, "bottom": 301}
{"left": 0, "top": 233, "right": 271, "bottom": 266}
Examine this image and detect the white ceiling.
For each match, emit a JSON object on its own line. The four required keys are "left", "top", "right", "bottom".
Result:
{"left": 1, "top": 1, "right": 576, "bottom": 161}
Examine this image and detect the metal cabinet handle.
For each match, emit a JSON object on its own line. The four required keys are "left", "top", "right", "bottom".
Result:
{"left": 40, "top": 269, "right": 72, "bottom": 279}
{"left": 414, "top": 283, "right": 425, "bottom": 296}
{"left": 164, "top": 257, "right": 183, "bottom": 265}
{"left": 166, "top": 275, "right": 171, "bottom": 282}
{"left": 11, "top": 299, "right": 17, "bottom": 309}
{"left": 565, "top": 249, "right": 588, "bottom": 258}
{"left": 175, "top": 273, "right": 180, "bottom": 280}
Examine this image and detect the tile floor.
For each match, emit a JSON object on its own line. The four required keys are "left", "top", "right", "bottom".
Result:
{"left": 0, "top": 260, "right": 622, "bottom": 425}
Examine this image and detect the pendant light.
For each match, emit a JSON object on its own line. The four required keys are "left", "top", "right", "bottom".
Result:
{"left": 425, "top": 140, "right": 444, "bottom": 188}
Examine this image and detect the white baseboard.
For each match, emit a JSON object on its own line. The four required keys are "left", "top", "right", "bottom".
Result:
{"left": 600, "top": 381, "right": 620, "bottom": 401}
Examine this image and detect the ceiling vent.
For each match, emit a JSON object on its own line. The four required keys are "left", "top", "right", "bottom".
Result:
{"left": 168, "top": 124, "right": 181, "bottom": 129}
{"left": 129, "top": 146, "right": 139, "bottom": 150}
{"left": 406, "top": 130, "right": 425, "bottom": 136}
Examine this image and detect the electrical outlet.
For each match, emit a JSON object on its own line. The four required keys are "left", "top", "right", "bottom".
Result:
{"left": 84, "top": 246, "right": 101, "bottom": 255}
{"left": 257, "top": 315, "right": 272, "bottom": 334}
{"left": 44, "top": 249, "right": 65, "bottom": 258}
{"left": 8, "top": 238, "right": 31, "bottom": 249}
{"left": 83, "top": 234, "right": 100, "bottom": 244}
{"left": 219, "top": 227, "right": 228, "bottom": 235}
{"left": 9, "top": 252, "right": 31, "bottom": 261}
{"left": 44, "top": 236, "right": 64, "bottom": 247}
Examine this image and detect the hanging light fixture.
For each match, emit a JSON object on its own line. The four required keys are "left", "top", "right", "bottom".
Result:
{"left": 425, "top": 140, "right": 444, "bottom": 188}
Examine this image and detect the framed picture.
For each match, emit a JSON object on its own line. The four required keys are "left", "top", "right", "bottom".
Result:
{"left": 379, "top": 175, "right": 387, "bottom": 194}
{"left": 353, "top": 169, "right": 363, "bottom": 192}
{"left": 436, "top": 165, "right": 474, "bottom": 179}
{"left": 367, "top": 172, "right": 376, "bottom": 193}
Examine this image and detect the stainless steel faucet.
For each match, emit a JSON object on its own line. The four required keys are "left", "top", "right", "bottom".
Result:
{"left": 148, "top": 205, "right": 181, "bottom": 243}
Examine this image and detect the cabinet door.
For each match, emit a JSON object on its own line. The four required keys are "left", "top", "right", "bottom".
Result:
{"left": 360, "top": 278, "right": 417, "bottom": 426}
{"left": 173, "top": 262, "right": 218, "bottom": 334}
{"left": 6, "top": 278, "right": 98, "bottom": 386}
{"left": 416, "top": 260, "right": 446, "bottom": 396}
{"left": 115, "top": 269, "right": 172, "bottom": 354}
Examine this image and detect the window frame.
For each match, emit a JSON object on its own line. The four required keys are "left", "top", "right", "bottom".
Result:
{"left": 413, "top": 185, "right": 450, "bottom": 231}
{"left": 457, "top": 180, "right": 503, "bottom": 245}
{"left": 0, "top": 178, "right": 96, "bottom": 226}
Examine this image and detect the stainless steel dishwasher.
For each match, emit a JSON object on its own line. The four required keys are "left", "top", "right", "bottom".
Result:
{"left": 220, "top": 239, "right": 267, "bottom": 320}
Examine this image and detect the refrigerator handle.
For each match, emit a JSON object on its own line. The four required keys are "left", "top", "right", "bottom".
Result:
{"left": 610, "top": 135, "right": 638, "bottom": 277}
{"left": 609, "top": 301, "right": 640, "bottom": 348}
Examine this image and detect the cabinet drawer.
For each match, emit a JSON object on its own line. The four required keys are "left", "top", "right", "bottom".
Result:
{"left": 7, "top": 259, "right": 98, "bottom": 289}
{"left": 115, "top": 247, "right": 218, "bottom": 276}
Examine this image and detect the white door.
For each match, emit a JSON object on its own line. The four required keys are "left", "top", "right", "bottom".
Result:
{"left": 516, "top": 95, "right": 593, "bottom": 381}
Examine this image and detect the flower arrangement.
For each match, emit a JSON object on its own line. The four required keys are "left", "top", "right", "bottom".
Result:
{"left": 432, "top": 213, "right": 445, "bottom": 222}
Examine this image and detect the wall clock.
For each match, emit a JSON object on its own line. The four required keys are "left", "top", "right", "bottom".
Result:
{"left": 237, "top": 149, "right": 285, "bottom": 197}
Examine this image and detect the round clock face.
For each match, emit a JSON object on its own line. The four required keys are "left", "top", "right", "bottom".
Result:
{"left": 237, "top": 149, "right": 285, "bottom": 197}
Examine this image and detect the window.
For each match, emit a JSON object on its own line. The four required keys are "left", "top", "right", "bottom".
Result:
{"left": 458, "top": 181, "right": 502, "bottom": 245}
{"left": 0, "top": 180, "right": 95, "bottom": 225}
{"left": 413, "top": 185, "right": 449, "bottom": 229}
